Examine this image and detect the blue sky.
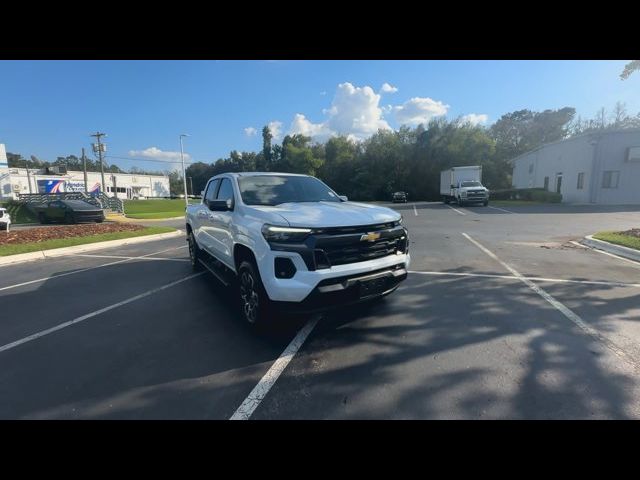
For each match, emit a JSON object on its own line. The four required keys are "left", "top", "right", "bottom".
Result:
{"left": 1, "top": 60, "right": 638, "bottom": 172}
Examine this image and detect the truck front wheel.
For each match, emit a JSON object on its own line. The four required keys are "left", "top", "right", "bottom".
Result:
{"left": 238, "top": 260, "right": 271, "bottom": 327}
{"left": 188, "top": 231, "right": 203, "bottom": 272}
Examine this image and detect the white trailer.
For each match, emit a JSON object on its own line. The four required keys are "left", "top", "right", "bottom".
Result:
{"left": 440, "top": 166, "right": 489, "bottom": 206}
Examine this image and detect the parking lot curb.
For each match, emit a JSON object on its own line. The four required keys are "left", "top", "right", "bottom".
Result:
{"left": 582, "top": 235, "right": 640, "bottom": 264}
{"left": 0, "top": 230, "right": 184, "bottom": 267}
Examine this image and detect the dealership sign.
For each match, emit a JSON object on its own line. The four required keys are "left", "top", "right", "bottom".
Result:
{"left": 37, "top": 180, "right": 101, "bottom": 194}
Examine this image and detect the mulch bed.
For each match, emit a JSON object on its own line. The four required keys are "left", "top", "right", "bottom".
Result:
{"left": 0, "top": 223, "right": 145, "bottom": 246}
{"left": 620, "top": 229, "right": 640, "bottom": 239}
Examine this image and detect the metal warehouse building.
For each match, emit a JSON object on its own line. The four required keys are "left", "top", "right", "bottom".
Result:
{"left": 510, "top": 129, "right": 640, "bottom": 205}
{"left": 0, "top": 167, "right": 170, "bottom": 201}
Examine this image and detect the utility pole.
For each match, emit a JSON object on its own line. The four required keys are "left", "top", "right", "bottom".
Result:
{"left": 25, "top": 159, "right": 32, "bottom": 194}
{"left": 179, "top": 134, "right": 189, "bottom": 208}
{"left": 188, "top": 176, "right": 193, "bottom": 197}
{"left": 82, "top": 147, "right": 88, "bottom": 193}
{"left": 90, "top": 132, "right": 106, "bottom": 197}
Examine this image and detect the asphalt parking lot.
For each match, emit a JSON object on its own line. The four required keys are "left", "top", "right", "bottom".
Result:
{"left": 1, "top": 202, "right": 639, "bottom": 419}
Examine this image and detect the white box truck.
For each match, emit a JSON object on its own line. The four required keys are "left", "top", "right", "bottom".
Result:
{"left": 440, "top": 166, "right": 489, "bottom": 206}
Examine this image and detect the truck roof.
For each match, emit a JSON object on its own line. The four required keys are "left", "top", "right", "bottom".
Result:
{"left": 228, "top": 172, "right": 310, "bottom": 178}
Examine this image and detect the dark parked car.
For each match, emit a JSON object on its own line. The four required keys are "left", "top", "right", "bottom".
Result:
{"left": 35, "top": 200, "right": 105, "bottom": 224}
{"left": 392, "top": 191, "right": 408, "bottom": 203}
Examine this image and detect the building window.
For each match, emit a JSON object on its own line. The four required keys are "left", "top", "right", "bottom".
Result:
{"left": 543, "top": 177, "right": 549, "bottom": 190}
{"left": 602, "top": 171, "right": 620, "bottom": 189}
{"left": 528, "top": 163, "right": 534, "bottom": 174}
{"left": 577, "top": 172, "right": 585, "bottom": 190}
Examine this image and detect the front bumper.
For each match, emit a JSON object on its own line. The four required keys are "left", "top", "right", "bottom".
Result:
{"left": 272, "top": 263, "right": 408, "bottom": 313}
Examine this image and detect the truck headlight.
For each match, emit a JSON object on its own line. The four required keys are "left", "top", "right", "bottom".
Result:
{"left": 262, "top": 224, "right": 312, "bottom": 243}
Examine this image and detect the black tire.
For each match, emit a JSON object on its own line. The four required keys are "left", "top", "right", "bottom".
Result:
{"left": 38, "top": 212, "right": 49, "bottom": 224}
{"left": 64, "top": 212, "right": 75, "bottom": 224}
{"left": 458, "top": 198, "right": 464, "bottom": 207}
{"left": 443, "top": 197, "right": 450, "bottom": 204}
{"left": 95, "top": 218, "right": 104, "bottom": 223}
{"left": 187, "top": 231, "right": 203, "bottom": 272}
{"left": 483, "top": 200, "right": 489, "bottom": 206}
{"left": 237, "top": 260, "right": 271, "bottom": 327}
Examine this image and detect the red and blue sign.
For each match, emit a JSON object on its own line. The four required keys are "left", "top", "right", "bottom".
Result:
{"left": 38, "top": 179, "right": 65, "bottom": 193}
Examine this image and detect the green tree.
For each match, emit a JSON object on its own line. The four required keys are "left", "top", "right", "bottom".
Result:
{"left": 261, "top": 126, "right": 273, "bottom": 169}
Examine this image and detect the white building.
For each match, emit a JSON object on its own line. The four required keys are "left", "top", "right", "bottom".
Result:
{"left": 0, "top": 165, "right": 170, "bottom": 201}
{"left": 510, "top": 129, "right": 640, "bottom": 205}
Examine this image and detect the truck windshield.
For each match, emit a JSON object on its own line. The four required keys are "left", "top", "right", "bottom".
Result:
{"left": 461, "top": 181, "right": 482, "bottom": 187}
{"left": 238, "top": 175, "right": 341, "bottom": 206}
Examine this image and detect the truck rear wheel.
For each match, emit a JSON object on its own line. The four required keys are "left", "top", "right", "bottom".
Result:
{"left": 443, "top": 197, "right": 450, "bottom": 204}
{"left": 238, "top": 260, "right": 271, "bottom": 327}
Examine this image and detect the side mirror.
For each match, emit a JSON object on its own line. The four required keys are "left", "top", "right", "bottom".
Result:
{"left": 200, "top": 190, "right": 205, "bottom": 197}
{"left": 208, "top": 199, "right": 232, "bottom": 211}
{"left": 451, "top": 184, "right": 455, "bottom": 189}
{"left": 339, "top": 195, "right": 348, "bottom": 202}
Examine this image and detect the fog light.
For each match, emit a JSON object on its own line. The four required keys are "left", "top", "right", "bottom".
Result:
{"left": 275, "top": 257, "right": 296, "bottom": 279}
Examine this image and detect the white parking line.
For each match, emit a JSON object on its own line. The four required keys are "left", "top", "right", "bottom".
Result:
{"left": 461, "top": 232, "right": 640, "bottom": 371}
{"left": 488, "top": 205, "right": 515, "bottom": 214}
{"left": 446, "top": 204, "right": 466, "bottom": 216}
{"left": 413, "top": 204, "right": 418, "bottom": 216}
{"left": 230, "top": 316, "right": 319, "bottom": 420}
{"left": 0, "top": 272, "right": 205, "bottom": 354}
{"left": 74, "top": 254, "right": 189, "bottom": 262}
{"left": 408, "top": 270, "right": 640, "bottom": 288}
{"left": 0, "top": 245, "right": 188, "bottom": 293}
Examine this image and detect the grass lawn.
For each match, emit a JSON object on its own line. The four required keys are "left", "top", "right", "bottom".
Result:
{"left": 593, "top": 231, "right": 640, "bottom": 251}
{"left": 123, "top": 199, "right": 198, "bottom": 219}
{"left": 0, "top": 226, "right": 176, "bottom": 256}
{"left": 0, "top": 201, "right": 38, "bottom": 224}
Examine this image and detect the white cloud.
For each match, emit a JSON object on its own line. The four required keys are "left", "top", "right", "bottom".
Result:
{"left": 394, "top": 97, "right": 449, "bottom": 126}
{"left": 289, "top": 114, "right": 333, "bottom": 141}
{"left": 287, "top": 82, "right": 391, "bottom": 141}
{"left": 244, "top": 127, "right": 257, "bottom": 136}
{"left": 380, "top": 82, "right": 398, "bottom": 94}
{"left": 268, "top": 121, "right": 283, "bottom": 140}
{"left": 324, "top": 82, "right": 391, "bottom": 138}
{"left": 128, "top": 147, "right": 190, "bottom": 162}
{"left": 460, "top": 113, "right": 489, "bottom": 126}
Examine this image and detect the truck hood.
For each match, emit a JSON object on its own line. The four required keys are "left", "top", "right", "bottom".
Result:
{"left": 248, "top": 201, "right": 400, "bottom": 228}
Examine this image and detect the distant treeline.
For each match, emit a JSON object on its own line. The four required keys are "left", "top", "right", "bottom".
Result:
{"left": 185, "top": 102, "right": 640, "bottom": 201}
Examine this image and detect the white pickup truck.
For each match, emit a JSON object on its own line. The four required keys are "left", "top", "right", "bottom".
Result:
{"left": 185, "top": 172, "right": 410, "bottom": 326}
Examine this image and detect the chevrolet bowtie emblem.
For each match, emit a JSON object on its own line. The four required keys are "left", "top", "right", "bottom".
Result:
{"left": 360, "top": 232, "right": 381, "bottom": 242}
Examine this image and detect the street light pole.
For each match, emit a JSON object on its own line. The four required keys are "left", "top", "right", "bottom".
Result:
{"left": 179, "top": 134, "right": 189, "bottom": 208}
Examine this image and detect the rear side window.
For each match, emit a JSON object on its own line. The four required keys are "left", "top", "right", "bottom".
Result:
{"left": 204, "top": 179, "right": 220, "bottom": 202}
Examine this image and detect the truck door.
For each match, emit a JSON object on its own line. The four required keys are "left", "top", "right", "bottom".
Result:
{"left": 49, "top": 201, "right": 65, "bottom": 221}
{"left": 209, "top": 177, "right": 235, "bottom": 268}
{"left": 196, "top": 178, "right": 220, "bottom": 253}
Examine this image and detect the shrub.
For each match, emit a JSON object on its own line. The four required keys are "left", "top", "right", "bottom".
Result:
{"left": 490, "top": 188, "right": 561, "bottom": 203}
